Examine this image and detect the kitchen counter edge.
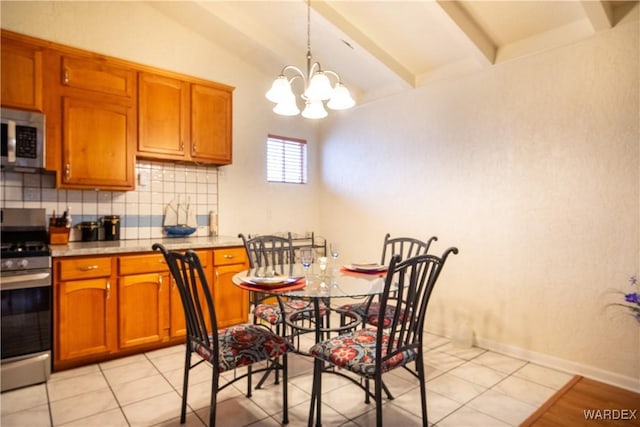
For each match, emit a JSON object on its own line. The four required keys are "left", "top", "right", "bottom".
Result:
{"left": 50, "top": 235, "right": 243, "bottom": 257}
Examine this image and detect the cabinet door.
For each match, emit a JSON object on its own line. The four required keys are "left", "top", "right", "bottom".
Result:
{"left": 191, "top": 84, "right": 232, "bottom": 164}
{"left": 61, "top": 55, "right": 135, "bottom": 98}
{"left": 56, "top": 277, "right": 116, "bottom": 364}
{"left": 61, "top": 96, "right": 135, "bottom": 190}
{"left": 0, "top": 37, "right": 43, "bottom": 111}
{"left": 118, "top": 272, "right": 169, "bottom": 349}
{"left": 214, "top": 263, "right": 249, "bottom": 328}
{"left": 138, "top": 72, "right": 189, "bottom": 158}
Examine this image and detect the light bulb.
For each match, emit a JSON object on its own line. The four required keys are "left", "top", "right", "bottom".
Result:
{"left": 266, "top": 76, "right": 293, "bottom": 103}
{"left": 327, "top": 83, "right": 355, "bottom": 110}
{"left": 304, "top": 71, "right": 333, "bottom": 101}
{"left": 301, "top": 100, "right": 328, "bottom": 119}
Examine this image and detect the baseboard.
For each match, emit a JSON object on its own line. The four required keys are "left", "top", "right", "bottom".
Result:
{"left": 426, "top": 326, "right": 640, "bottom": 393}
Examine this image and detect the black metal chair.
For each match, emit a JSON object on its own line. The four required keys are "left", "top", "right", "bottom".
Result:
{"left": 338, "top": 233, "right": 438, "bottom": 327}
{"left": 239, "top": 233, "right": 295, "bottom": 331}
{"left": 308, "top": 247, "right": 458, "bottom": 427}
{"left": 238, "top": 233, "right": 325, "bottom": 388}
{"left": 152, "top": 244, "right": 292, "bottom": 426}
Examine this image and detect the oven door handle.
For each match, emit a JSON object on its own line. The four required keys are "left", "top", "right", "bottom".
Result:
{"left": 7, "top": 119, "right": 16, "bottom": 163}
{"left": 0, "top": 272, "right": 51, "bottom": 290}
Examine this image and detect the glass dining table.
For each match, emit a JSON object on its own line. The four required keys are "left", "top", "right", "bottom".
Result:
{"left": 231, "top": 262, "right": 389, "bottom": 345}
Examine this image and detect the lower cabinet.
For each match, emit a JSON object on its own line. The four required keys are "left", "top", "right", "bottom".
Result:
{"left": 213, "top": 247, "right": 250, "bottom": 328}
{"left": 53, "top": 246, "right": 246, "bottom": 370}
{"left": 54, "top": 256, "right": 117, "bottom": 370}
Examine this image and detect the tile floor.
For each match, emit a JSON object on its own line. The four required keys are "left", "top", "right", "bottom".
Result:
{"left": 0, "top": 332, "right": 574, "bottom": 427}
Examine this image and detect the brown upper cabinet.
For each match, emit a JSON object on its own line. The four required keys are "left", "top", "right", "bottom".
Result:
{"left": 1, "top": 36, "right": 43, "bottom": 111}
{"left": 57, "top": 53, "right": 137, "bottom": 190}
{"left": 1, "top": 30, "right": 234, "bottom": 191}
{"left": 138, "top": 72, "right": 233, "bottom": 165}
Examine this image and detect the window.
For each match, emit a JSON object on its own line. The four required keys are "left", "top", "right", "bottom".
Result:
{"left": 267, "top": 135, "right": 307, "bottom": 184}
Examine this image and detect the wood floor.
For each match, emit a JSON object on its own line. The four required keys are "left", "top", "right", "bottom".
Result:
{"left": 520, "top": 376, "right": 640, "bottom": 426}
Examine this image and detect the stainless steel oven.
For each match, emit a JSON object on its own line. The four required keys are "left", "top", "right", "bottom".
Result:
{"left": 0, "top": 208, "right": 52, "bottom": 392}
{"left": 1, "top": 108, "right": 46, "bottom": 172}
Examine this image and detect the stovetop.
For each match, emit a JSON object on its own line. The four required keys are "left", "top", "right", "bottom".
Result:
{"left": 1, "top": 240, "right": 50, "bottom": 258}
{"left": 1, "top": 207, "right": 50, "bottom": 260}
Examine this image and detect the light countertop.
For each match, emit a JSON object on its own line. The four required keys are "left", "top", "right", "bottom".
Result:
{"left": 50, "top": 235, "right": 243, "bottom": 257}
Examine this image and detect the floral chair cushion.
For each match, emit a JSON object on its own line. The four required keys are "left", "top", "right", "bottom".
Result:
{"left": 338, "top": 302, "right": 403, "bottom": 328}
{"left": 309, "top": 328, "right": 418, "bottom": 376}
{"left": 192, "top": 324, "right": 292, "bottom": 373}
{"left": 255, "top": 300, "right": 327, "bottom": 325}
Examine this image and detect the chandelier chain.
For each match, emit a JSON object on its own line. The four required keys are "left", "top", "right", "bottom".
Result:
{"left": 306, "top": 0, "right": 312, "bottom": 61}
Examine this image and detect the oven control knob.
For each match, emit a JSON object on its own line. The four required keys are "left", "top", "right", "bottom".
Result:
{"left": 18, "top": 259, "right": 29, "bottom": 268}
{"left": 3, "top": 260, "right": 13, "bottom": 269}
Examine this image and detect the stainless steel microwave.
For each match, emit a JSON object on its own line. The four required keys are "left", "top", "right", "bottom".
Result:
{"left": 1, "top": 108, "right": 46, "bottom": 172}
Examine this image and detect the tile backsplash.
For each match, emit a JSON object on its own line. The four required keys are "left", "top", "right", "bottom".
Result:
{"left": 0, "top": 160, "right": 218, "bottom": 241}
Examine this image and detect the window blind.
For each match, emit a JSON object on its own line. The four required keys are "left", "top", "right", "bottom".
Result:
{"left": 267, "top": 135, "right": 307, "bottom": 184}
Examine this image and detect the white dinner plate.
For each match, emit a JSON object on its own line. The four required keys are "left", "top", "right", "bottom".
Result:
{"left": 241, "top": 276, "right": 302, "bottom": 287}
{"left": 344, "top": 263, "right": 387, "bottom": 273}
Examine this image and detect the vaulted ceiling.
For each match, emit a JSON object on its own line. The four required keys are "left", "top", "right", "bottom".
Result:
{"left": 149, "top": 1, "right": 639, "bottom": 105}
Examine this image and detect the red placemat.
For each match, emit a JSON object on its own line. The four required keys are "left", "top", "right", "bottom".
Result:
{"left": 236, "top": 279, "right": 306, "bottom": 293}
{"left": 340, "top": 267, "right": 387, "bottom": 278}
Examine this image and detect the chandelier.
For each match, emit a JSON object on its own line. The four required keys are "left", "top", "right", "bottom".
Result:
{"left": 265, "top": 0, "right": 355, "bottom": 119}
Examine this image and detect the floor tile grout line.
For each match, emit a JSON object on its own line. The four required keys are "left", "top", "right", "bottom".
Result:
{"left": 97, "top": 361, "right": 132, "bottom": 427}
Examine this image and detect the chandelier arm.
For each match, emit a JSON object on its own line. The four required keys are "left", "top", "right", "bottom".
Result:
{"left": 322, "top": 69, "right": 342, "bottom": 83}
{"left": 281, "top": 65, "right": 306, "bottom": 79}
{"left": 308, "top": 61, "right": 323, "bottom": 77}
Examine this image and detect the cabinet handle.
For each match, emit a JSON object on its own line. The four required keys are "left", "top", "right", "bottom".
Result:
{"left": 180, "top": 141, "right": 184, "bottom": 151}
{"left": 224, "top": 254, "right": 234, "bottom": 259}
{"left": 215, "top": 270, "right": 219, "bottom": 283}
{"left": 65, "top": 163, "right": 71, "bottom": 181}
{"left": 192, "top": 143, "right": 197, "bottom": 154}
{"left": 79, "top": 265, "right": 98, "bottom": 271}
{"left": 62, "top": 69, "right": 69, "bottom": 85}
{"left": 158, "top": 274, "right": 162, "bottom": 289}
{"left": 106, "top": 281, "right": 111, "bottom": 299}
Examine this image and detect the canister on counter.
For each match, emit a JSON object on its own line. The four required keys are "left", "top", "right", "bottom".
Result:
{"left": 102, "top": 215, "right": 121, "bottom": 241}
{"left": 77, "top": 221, "right": 99, "bottom": 242}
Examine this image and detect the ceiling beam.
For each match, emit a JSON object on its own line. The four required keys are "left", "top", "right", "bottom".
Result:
{"left": 580, "top": 0, "right": 614, "bottom": 31}
{"left": 311, "top": 1, "right": 415, "bottom": 87}
{"left": 434, "top": 0, "right": 496, "bottom": 66}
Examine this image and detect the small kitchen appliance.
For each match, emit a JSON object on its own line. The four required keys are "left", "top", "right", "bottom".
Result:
{"left": 1, "top": 108, "right": 46, "bottom": 172}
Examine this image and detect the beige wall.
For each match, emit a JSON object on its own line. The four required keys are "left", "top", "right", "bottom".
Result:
{"left": 318, "top": 21, "right": 639, "bottom": 389}
{"left": 2, "top": 2, "right": 638, "bottom": 390}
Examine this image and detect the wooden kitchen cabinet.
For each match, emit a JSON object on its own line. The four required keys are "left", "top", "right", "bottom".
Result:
{"left": 190, "top": 83, "right": 233, "bottom": 164}
{"left": 57, "top": 53, "right": 136, "bottom": 190}
{"left": 54, "top": 256, "right": 117, "bottom": 370}
{"left": 61, "top": 96, "right": 136, "bottom": 189}
{"left": 118, "top": 253, "right": 171, "bottom": 349}
{"left": 212, "top": 247, "right": 249, "bottom": 327}
{"left": 0, "top": 34, "right": 43, "bottom": 111}
{"left": 138, "top": 71, "right": 233, "bottom": 165}
{"left": 53, "top": 246, "right": 245, "bottom": 371}
{"left": 137, "top": 72, "right": 189, "bottom": 159}
{"left": 117, "top": 250, "right": 211, "bottom": 348}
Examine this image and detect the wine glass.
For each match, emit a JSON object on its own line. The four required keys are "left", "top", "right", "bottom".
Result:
{"left": 300, "top": 247, "right": 313, "bottom": 276}
{"left": 330, "top": 242, "right": 339, "bottom": 260}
